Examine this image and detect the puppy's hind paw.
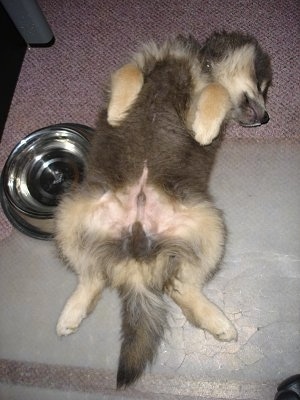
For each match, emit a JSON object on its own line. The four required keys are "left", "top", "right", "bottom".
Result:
{"left": 202, "top": 309, "right": 238, "bottom": 342}
{"left": 214, "top": 318, "right": 238, "bottom": 342}
{"left": 56, "top": 322, "right": 79, "bottom": 337}
{"left": 56, "top": 304, "right": 86, "bottom": 336}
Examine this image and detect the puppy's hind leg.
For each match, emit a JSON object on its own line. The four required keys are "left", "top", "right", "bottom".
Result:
{"left": 187, "top": 83, "right": 231, "bottom": 145}
{"left": 56, "top": 275, "right": 105, "bottom": 336}
{"left": 107, "top": 63, "right": 144, "bottom": 126}
{"left": 167, "top": 277, "right": 237, "bottom": 342}
{"left": 165, "top": 202, "right": 237, "bottom": 341}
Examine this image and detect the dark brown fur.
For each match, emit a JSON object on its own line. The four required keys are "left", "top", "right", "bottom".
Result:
{"left": 89, "top": 58, "right": 221, "bottom": 200}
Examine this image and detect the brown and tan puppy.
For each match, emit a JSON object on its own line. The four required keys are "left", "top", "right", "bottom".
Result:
{"left": 55, "top": 32, "right": 272, "bottom": 388}
{"left": 108, "top": 33, "right": 271, "bottom": 145}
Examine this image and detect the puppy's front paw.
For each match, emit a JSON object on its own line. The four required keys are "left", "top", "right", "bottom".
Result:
{"left": 193, "top": 120, "right": 221, "bottom": 146}
{"left": 189, "top": 83, "right": 231, "bottom": 145}
{"left": 56, "top": 303, "right": 86, "bottom": 336}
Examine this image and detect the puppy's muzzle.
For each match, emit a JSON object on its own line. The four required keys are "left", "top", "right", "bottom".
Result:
{"left": 239, "top": 96, "right": 269, "bottom": 127}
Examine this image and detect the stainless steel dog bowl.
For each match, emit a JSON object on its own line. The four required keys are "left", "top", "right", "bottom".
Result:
{"left": 1, "top": 123, "right": 93, "bottom": 240}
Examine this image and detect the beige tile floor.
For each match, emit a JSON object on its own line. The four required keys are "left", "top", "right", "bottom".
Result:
{"left": 0, "top": 140, "right": 299, "bottom": 399}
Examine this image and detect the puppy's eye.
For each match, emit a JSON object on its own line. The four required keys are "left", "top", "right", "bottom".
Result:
{"left": 243, "top": 93, "right": 250, "bottom": 105}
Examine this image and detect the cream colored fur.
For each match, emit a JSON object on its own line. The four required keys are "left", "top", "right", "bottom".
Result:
{"left": 166, "top": 277, "right": 236, "bottom": 341}
{"left": 211, "top": 45, "right": 265, "bottom": 109}
{"left": 55, "top": 190, "right": 237, "bottom": 342}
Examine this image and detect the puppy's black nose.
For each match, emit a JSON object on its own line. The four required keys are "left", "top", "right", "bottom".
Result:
{"left": 261, "top": 111, "right": 269, "bottom": 124}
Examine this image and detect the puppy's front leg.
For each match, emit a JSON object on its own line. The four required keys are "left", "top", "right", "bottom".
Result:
{"left": 188, "top": 83, "right": 231, "bottom": 145}
{"left": 107, "top": 63, "right": 144, "bottom": 126}
{"left": 167, "top": 278, "right": 237, "bottom": 342}
{"left": 57, "top": 276, "right": 105, "bottom": 336}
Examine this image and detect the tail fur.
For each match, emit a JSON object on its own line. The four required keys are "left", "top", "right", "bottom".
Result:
{"left": 117, "top": 287, "right": 168, "bottom": 388}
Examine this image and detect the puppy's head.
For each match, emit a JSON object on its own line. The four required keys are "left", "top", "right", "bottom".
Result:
{"left": 201, "top": 31, "right": 272, "bottom": 127}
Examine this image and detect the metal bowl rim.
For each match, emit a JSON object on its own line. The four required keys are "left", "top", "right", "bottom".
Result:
{"left": 1, "top": 123, "right": 93, "bottom": 220}
{"left": 0, "top": 178, "right": 53, "bottom": 240}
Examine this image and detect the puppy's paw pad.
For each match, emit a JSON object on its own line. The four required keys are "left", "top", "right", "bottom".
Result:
{"left": 215, "top": 321, "right": 238, "bottom": 342}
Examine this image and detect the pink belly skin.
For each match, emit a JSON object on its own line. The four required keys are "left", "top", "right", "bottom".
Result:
{"left": 85, "top": 164, "right": 181, "bottom": 239}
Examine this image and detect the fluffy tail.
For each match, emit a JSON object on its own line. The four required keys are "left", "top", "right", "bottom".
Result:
{"left": 117, "top": 287, "right": 168, "bottom": 388}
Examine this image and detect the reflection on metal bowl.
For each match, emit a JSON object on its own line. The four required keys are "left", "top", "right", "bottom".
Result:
{"left": 0, "top": 123, "right": 94, "bottom": 240}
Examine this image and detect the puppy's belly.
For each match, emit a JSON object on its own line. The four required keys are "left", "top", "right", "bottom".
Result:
{"left": 86, "top": 187, "right": 177, "bottom": 239}
{"left": 83, "top": 166, "right": 190, "bottom": 239}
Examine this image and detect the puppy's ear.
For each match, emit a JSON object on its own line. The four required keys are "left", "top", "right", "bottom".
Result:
{"left": 107, "top": 64, "right": 144, "bottom": 126}
{"left": 187, "top": 83, "right": 231, "bottom": 145}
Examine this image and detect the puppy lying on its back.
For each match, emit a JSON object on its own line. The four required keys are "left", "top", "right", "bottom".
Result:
{"left": 55, "top": 32, "right": 272, "bottom": 388}
{"left": 108, "top": 32, "right": 271, "bottom": 144}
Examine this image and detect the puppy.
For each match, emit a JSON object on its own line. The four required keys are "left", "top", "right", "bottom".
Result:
{"left": 55, "top": 32, "right": 272, "bottom": 388}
